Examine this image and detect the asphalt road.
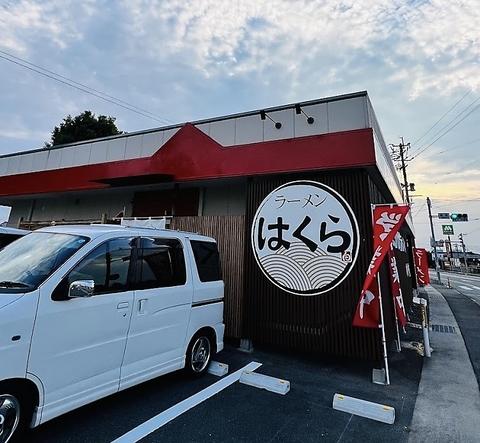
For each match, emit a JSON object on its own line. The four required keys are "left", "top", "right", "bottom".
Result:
{"left": 437, "top": 270, "right": 480, "bottom": 306}
{"left": 28, "top": 344, "right": 423, "bottom": 443}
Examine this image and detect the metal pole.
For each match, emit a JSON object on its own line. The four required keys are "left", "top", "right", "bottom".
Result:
{"left": 399, "top": 137, "right": 410, "bottom": 205}
{"left": 459, "top": 233, "right": 469, "bottom": 274}
{"left": 426, "top": 197, "right": 441, "bottom": 284}
{"left": 377, "top": 273, "right": 391, "bottom": 385}
{"left": 390, "top": 246, "right": 402, "bottom": 352}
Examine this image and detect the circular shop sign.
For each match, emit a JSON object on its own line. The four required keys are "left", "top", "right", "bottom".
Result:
{"left": 251, "top": 180, "right": 359, "bottom": 296}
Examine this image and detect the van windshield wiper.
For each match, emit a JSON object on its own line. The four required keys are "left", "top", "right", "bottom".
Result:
{"left": 0, "top": 281, "right": 31, "bottom": 288}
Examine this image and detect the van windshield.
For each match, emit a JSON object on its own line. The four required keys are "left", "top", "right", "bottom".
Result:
{"left": 0, "top": 232, "right": 89, "bottom": 292}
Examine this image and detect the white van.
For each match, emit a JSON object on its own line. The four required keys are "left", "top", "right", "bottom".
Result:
{"left": 0, "top": 225, "right": 225, "bottom": 442}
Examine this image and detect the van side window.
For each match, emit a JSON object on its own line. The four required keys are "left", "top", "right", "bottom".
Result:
{"left": 137, "top": 237, "right": 186, "bottom": 289}
{"left": 190, "top": 240, "right": 222, "bottom": 282}
{"left": 67, "top": 238, "right": 134, "bottom": 295}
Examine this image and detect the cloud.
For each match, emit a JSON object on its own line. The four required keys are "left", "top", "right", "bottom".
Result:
{"left": 0, "top": 0, "right": 97, "bottom": 53}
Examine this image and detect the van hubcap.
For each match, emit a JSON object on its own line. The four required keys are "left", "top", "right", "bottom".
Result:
{"left": 191, "top": 337, "right": 211, "bottom": 373}
{"left": 0, "top": 395, "right": 20, "bottom": 443}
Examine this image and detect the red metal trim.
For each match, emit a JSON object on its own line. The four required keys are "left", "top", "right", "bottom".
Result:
{"left": 0, "top": 125, "right": 375, "bottom": 197}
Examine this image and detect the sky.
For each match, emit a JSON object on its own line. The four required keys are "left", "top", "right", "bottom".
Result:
{"left": 0, "top": 0, "right": 479, "bottom": 251}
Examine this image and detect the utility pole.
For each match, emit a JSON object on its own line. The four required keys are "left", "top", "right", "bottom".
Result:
{"left": 459, "top": 233, "right": 469, "bottom": 273}
{"left": 390, "top": 137, "right": 413, "bottom": 205}
{"left": 427, "top": 197, "right": 441, "bottom": 284}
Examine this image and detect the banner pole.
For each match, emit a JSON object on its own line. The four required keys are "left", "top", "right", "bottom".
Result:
{"left": 377, "top": 273, "right": 391, "bottom": 385}
{"left": 390, "top": 246, "right": 402, "bottom": 352}
{"left": 371, "top": 204, "right": 390, "bottom": 385}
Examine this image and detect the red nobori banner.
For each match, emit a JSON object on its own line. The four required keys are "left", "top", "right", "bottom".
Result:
{"left": 353, "top": 204, "right": 410, "bottom": 328}
{"left": 414, "top": 247, "right": 430, "bottom": 286}
{"left": 388, "top": 247, "right": 407, "bottom": 327}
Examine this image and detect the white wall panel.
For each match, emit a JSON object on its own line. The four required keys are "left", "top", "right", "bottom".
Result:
{"left": 45, "top": 149, "right": 62, "bottom": 170}
{"left": 107, "top": 138, "right": 127, "bottom": 161}
{"left": 18, "top": 153, "right": 35, "bottom": 174}
{"left": 328, "top": 96, "right": 367, "bottom": 133}
{"left": 162, "top": 127, "right": 179, "bottom": 146}
{"left": 6, "top": 156, "right": 20, "bottom": 175}
{"left": 59, "top": 146, "right": 76, "bottom": 168}
{"left": 29, "top": 151, "right": 48, "bottom": 172}
{"left": 72, "top": 144, "right": 92, "bottom": 166}
{"left": 0, "top": 158, "right": 8, "bottom": 176}
{"left": 141, "top": 131, "right": 164, "bottom": 157}
{"left": 195, "top": 123, "right": 210, "bottom": 137}
{"left": 124, "top": 135, "right": 143, "bottom": 159}
{"left": 264, "top": 109, "right": 294, "bottom": 142}
{"left": 209, "top": 119, "right": 235, "bottom": 146}
{"left": 235, "top": 115, "right": 263, "bottom": 145}
{"left": 295, "top": 103, "right": 328, "bottom": 137}
{"left": 89, "top": 140, "right": 109, "bottom": 164}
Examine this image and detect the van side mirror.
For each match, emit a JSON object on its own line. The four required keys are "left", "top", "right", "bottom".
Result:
{"left": 68, "top": 280, "right": 95, "bottom": 298}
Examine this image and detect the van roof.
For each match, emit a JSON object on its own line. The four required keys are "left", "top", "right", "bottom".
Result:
{"left": 36, "top": 224, "right": 217, "bottom": 243}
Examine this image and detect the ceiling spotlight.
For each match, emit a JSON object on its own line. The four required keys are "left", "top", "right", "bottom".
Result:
{"left": 260, "top": 110, "right": 282, "bottom": 129}
{"left": 295, "top": 104, "right": 315, "bottom": 124}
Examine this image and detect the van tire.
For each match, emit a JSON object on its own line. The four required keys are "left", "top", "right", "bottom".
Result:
{"left": 185, "top": 332, "right": 213, "bottom": 376}
{"left": 0, "top": 391, "right": 32, "bottom": 443}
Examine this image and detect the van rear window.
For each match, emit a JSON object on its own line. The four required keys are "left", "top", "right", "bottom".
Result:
{"left": 190, "top": 240, "right": 222, "bottom": 282}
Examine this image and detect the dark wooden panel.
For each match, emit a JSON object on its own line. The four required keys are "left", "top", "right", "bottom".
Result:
{"left": 244, "top": 170, "right": 382, "bottom": 362}
{"left": 171, "top": 215, "right": 245, "bottom": 338}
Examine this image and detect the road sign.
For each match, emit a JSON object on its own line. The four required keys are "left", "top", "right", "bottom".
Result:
{"left": 451, "top": 213, "right": 468, "bottom": 222}
{"left": 438, "top": 212, "right": 450, "bottom": 220}
{"left": 442, "top": 225, "right": 454, "bottom": 235}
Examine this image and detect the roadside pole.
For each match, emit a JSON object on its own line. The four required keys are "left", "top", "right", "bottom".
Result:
{"left": 459, "top": 233, "right": 469, "bottom": 274}
{"left": 426, "top": 197, "right": 441, "bottom": 284}
{"left": 377, "top": 275, "right": 390, "bottom": 385}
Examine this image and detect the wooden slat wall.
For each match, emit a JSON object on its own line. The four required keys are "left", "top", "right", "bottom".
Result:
{"left": 170, "top": 215, "right": 245, "bottom": 338}
{"left": 244, "top": 170, "right": 382, "bottom": 362}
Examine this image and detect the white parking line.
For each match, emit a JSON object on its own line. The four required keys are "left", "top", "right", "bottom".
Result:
{"left": 459, "top": 286, "right": 473, "bottom": 291}
{"left": 112, "top": 361, "right": 262, "bottom": 443}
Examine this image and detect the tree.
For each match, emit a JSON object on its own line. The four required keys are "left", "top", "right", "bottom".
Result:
{"left": 45, "top": 111, "right": 122, "bottom": 147}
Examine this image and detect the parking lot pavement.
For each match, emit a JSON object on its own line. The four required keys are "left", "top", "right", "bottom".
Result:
{"left": 30, "top": 344, "right": 422, "bottom": 443}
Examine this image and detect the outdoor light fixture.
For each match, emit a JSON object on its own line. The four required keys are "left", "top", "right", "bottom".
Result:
{"left": 260, "top": 110, "right": 282, "bottom": 129}
{"left": 295, "top": 104, "right": 315, "bottom": 124}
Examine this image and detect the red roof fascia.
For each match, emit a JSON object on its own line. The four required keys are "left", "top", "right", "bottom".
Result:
{"left": 0, "top": 124, "right": 375, "bottom": 197}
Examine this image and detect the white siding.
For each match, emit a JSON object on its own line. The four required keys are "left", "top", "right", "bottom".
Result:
{"left": 209, "top": 119, "right": 235, "bottom": 146}
{"left": 89, "top": 140, "right": 109, "bottom": 164}
{"left": 235, "top": 115, "right": 264, "bottom": 145}
{"left": 46, "top": 149, "right": 62, "bottom": 170}
{"left": 264, "top": 108, "right": 294, "bottom": 142}
{"left": 295, "top": 103, "right": 328, "bottom": 137}
{"left": 124, "top": 135, "right": 144, "bottom": 160}
{"left": 327, "top": 96, "right": 367, "bottom": 133}
{"left": 107, "top": 138, "right": 127, "bottom": 162}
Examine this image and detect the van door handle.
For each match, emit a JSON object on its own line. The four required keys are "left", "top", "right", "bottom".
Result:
{"left": 138, "top": 299, "right": 147, "bottom": 314}
{"left": 117, "top": 302, "right": 129, "bottom": 310}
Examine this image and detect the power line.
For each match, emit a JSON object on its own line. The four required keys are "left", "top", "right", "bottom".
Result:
{"left": 412, "top": 89, "right": 471, "bottom": 146}
{"left": 412, "top": 97, "right": 480, "bottom": 160}
{"left": 0, "top": 51, "right": 172, "bottom": 125}
{"left": 421, "top": 136, "right": 480, "bottom": 158}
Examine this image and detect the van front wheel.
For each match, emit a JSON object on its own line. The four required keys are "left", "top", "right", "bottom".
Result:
{"left": 186, "top": 334, "right": 212, "bottom": 376}
{"left": 0, "top": 394, "right": 21, "bottom": 443}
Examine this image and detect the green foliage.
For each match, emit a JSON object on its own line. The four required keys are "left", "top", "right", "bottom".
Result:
{"left": 45, "top": 111, "right": 122, "bottom": 147}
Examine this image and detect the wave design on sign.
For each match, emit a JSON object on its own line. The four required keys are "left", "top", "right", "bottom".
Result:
{"left": 260, "top": 242, "right": 347, "bottom": 292}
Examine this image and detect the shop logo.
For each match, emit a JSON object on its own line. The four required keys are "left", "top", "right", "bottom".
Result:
{"left": 251, "top": 180, "right": 359, "bottom": 296}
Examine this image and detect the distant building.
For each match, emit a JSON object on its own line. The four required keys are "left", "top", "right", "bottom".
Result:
{"left": 0, "top": 91, "right": 416, "bottom": 361}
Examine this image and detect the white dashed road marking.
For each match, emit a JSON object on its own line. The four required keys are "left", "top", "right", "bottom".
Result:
{"left": 459, "top": 286, "right": 473, "bottom": 291}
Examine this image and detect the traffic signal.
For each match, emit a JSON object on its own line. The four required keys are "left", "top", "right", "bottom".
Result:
{"left": 450, "top": 213, "right": 468, "bottom": 222}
